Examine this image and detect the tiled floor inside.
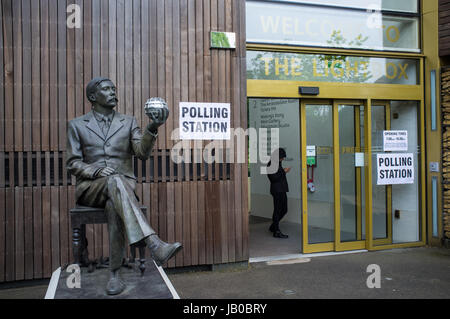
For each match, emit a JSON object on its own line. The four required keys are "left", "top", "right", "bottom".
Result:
{"left": 249, "top": 215, "right": 302, "bottom": 258}
{"left": 249, "top": 215, "right": 356, "bottom": 258}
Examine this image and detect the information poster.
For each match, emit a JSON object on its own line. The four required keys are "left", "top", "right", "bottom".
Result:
{"left": 377, "top": 153, "right": 414, "bottom": 185}
{"left": 383, "top": 130, "right": 408, "bottom": 151}
{"left": 179, "top": 102, "right": 231, "bottom": 140}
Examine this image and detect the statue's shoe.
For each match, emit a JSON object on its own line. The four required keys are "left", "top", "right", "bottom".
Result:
{"left": 106, "top": 276, "right": 126, "bottom": 296}
{"left": 147, "top": 235, "right": 183, "bottom": 266}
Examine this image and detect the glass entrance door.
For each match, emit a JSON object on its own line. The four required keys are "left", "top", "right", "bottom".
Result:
{"left": 301, "top": 100, "right": 366, "bottom": 253}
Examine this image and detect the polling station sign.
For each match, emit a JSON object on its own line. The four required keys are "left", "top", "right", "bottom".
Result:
{"left": 377, "top": 153, "right": 414, "bottom": 185}
{"left": 179, "top": 102, "right": 231, "bottom": 140}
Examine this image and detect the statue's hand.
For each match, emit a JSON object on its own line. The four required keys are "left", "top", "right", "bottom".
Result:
{"left": 98, "top": 167, "right": 116, "bottom": 177}
{"left": 144, "top": 97, "right": 169, "bottom": 132}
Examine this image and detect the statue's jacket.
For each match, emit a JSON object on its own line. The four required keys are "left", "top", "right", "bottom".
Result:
{"left": 66, "top": 110, "right": 156, "bottom": 202}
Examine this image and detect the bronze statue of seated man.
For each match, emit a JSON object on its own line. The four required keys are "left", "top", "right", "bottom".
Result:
{"left": 66, "top": 77, "right": 182, "bottom": 295}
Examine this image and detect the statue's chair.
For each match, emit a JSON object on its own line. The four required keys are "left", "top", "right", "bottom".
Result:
{"left": 70, "top": 205, "right": 148, "bottom": 275}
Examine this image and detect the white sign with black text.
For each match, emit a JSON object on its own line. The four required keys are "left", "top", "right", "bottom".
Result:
{"left": 179, "top": 102, "right": 231, "bottom": 140}
{"left": 383, "top": 130, "right": 408, "bottom": 152}
{"left": 377, "top": 153, "right": 414, "bottom": 185}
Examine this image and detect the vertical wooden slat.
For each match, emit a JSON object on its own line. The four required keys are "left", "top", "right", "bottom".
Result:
{"left": 36, "top": 151, "right": 41, "bottom": 187}
{"left": 42, "top": 187, "right": 51, "bottom": 277}
{"left": 196, "top": 0, "right": 204, "bottom": 102}
{"left": 190, "top": 182, "right": 198, "bottom": 265}
{"left": 5, "top": 187, "right": 14, "bottom": 281}
{"left": 142, "top": 182, "right": 151, "bottom": 232}
{"left": 27, "top": 151, "right": 32, "bottom": 187}
{"left": 133, "top": 0, "right": 141, "bottom": 126}
{"left": 188, "top": 0, "right": 197, "bottom": 182}
{"left": 92, "top": 0, "right": 101, "bottom": 78}
{"left": 59, "top": 186, "right": 69, "bottom": 267}
{"left": 211, "top": 0, "right": 220, "bottom": 182}
{"left": 188, "top": 0, "right": 196, "bottom": 102}
{"left": 22, "top": 0, "right": 32, "bottom": 151}
{"left": 197, "top": 181, "right": 206, "bottom": 265}
{"left": 150, "top": 0, "right": 158, "bottom": 184}
{"left": 240, "top": 0, "right": 248, "bottom": 260}
{"left": 141, "top": 0, "right": 150, "bottom": 141}
{"left": 13, "top": 0, "right": 23, "bottom": 152}
{"left": 49, "top": 0, "right": 58, "bottom": 151}
{"left": 234, "top": 167, "right": 243, "bottom": 261}
{"left": 40, "top": 0, "right": 50, "bottom": 151}
{"left": 205, "top": 182, "right": 213, "bottom": 264}
{"left": 227, "top": 180, "right": 235, "bottom": 262}
{"left": 83, "top": 0, "right": 92, "bottom": 115}
{"left": 91, "top": 0, "right": 102, "bottom": 260}
{"left": 14, "top": 187, "right": 24, "bottom": 280}
{"left": 33, "top": 187, "right": 43, "bottom": 278}
{"left": 68, "top": 185, "right": 76, "bottom": 264}
{"left": 0, "top": 153, "right": 4, "bottom": 188}
{"left": 58, "top": 0, "right": 67, "bottom": 151}
{"left": 158, "top": 183, "right": 167, "bottom": 242}
{"left": 175, "top": 182, "right": 183, "bottom": 266}
{"left": 195, "top": 0, "right": 205, "bottom": 182}
{"left": 3, "top": 0, "right": 14, "bottom": 152}
{"left": 50, "top": 186, "right": 60, "bottom": 271}
{"left": 75, "top": 0, "right": 84, "bottom": 118}
{"left": 150, "top": 183, "right": 159, "bottom": 233}
{"left": 165, "top": 0, "right": 173, "bottom": 149}
{"left": 172, "top": 0, "right": 182, "bottom": 183}
{"left": 182, "top": 181, "right": 191, "bottom": 265}
{"left": 0, "top": 189, "right": 5, "bottom": 281}
{"left": 141, "top": 0, "right": 151, "bottom": 183}
{"left": 40, "top": 0, "right": 49, "bottom": 151}
{"left": 24, "top": 187, "right": 33, "bottom": 279}
{"left": 0, "top": 1, "right": 4, "bottom": 153}
{"left": 220, "top": 181, "right": 228, "bottom": 263}
{"left": 100, "top": 0, "right": 109, "bottom": 77}
{"left": 18, "top": 152, "right": 23, "bottom": 187}
{"left": 67, "top": 0, "right": 76, "bottom": 124}
{"left": 45, "top": 151, "right": 50, "bottom": 186}
{"left": 212, "top": 181, "right": 221, "bottom": 263}
{"left": 124, "top": 0, "right": 133, "bottom": 116}
{"left": 180, "top": 0, "right": 189, "bottom": 181}
{"left": 53, "top": 151, "right": 59, "bottom": 187}
{"left": 211, "top": 181, "right": 221, "bottom": 263}
{"left": 203, "top": 0, "right": 212, "bottom": 182}
{"left": 157, "top": 0, "right": 166, "bottom": 151}
{"left": 101, "top": 0, "right": 110, "bottom": 259}
{"left": 116, "top": 0, "right": 125, "bottom": 114}
{"left": 166, "top": 182, "right": 176, "bottom": 267}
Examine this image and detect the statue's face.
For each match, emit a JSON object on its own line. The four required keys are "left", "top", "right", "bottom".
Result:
{"left": 92, "top": 80, "right": 118, "bottom": 108}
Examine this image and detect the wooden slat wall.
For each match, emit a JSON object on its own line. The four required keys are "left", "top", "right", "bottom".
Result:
{"left": 0, "top": 0, "right": 247, "bottom": 282}
{"left": 441, "top": 66, "right": 450, "bottom": 239}
{"left": 439, "top": 0, "right": 450, "bottom": 56}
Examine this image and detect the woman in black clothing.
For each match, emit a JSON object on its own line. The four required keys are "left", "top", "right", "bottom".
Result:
{"left": 267, "top": 148, "right": 291, "bottom": 238}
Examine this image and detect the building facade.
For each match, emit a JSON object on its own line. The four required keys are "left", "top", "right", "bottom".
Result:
{"left": 247, "top": 0, "right": 446, "bottom": 254}
{"left": 0, "top": 0, "right": 446, "bottom": 284}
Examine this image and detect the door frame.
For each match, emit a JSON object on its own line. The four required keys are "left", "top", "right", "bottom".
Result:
{"left": 247, "top": 74, "right": 426, "bottom": 252}
{"left": 301, "top": 99, "right": 367, "bottom": 253}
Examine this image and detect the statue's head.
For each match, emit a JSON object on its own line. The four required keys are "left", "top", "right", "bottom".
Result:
{"left": 86, "top": 77, "right": 118, "bottom": 109}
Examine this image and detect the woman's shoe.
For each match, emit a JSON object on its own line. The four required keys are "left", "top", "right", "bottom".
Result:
{"left": 273, "top": 230, "right": 288, "bottom": 238}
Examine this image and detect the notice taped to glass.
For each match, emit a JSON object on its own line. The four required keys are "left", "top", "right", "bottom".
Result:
{"left": 383, "top": 130, "right": 408, "bottom": 151}
{"left": 377, "top": 153, "right": 414, "bottom": 185}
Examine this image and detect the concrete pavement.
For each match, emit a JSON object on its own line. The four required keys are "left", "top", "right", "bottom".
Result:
{"left": 166, "top": 247, "right": 450, "bottom": 299}
{"left": 0, "top": 247, "right": 448, "bottom": 299}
